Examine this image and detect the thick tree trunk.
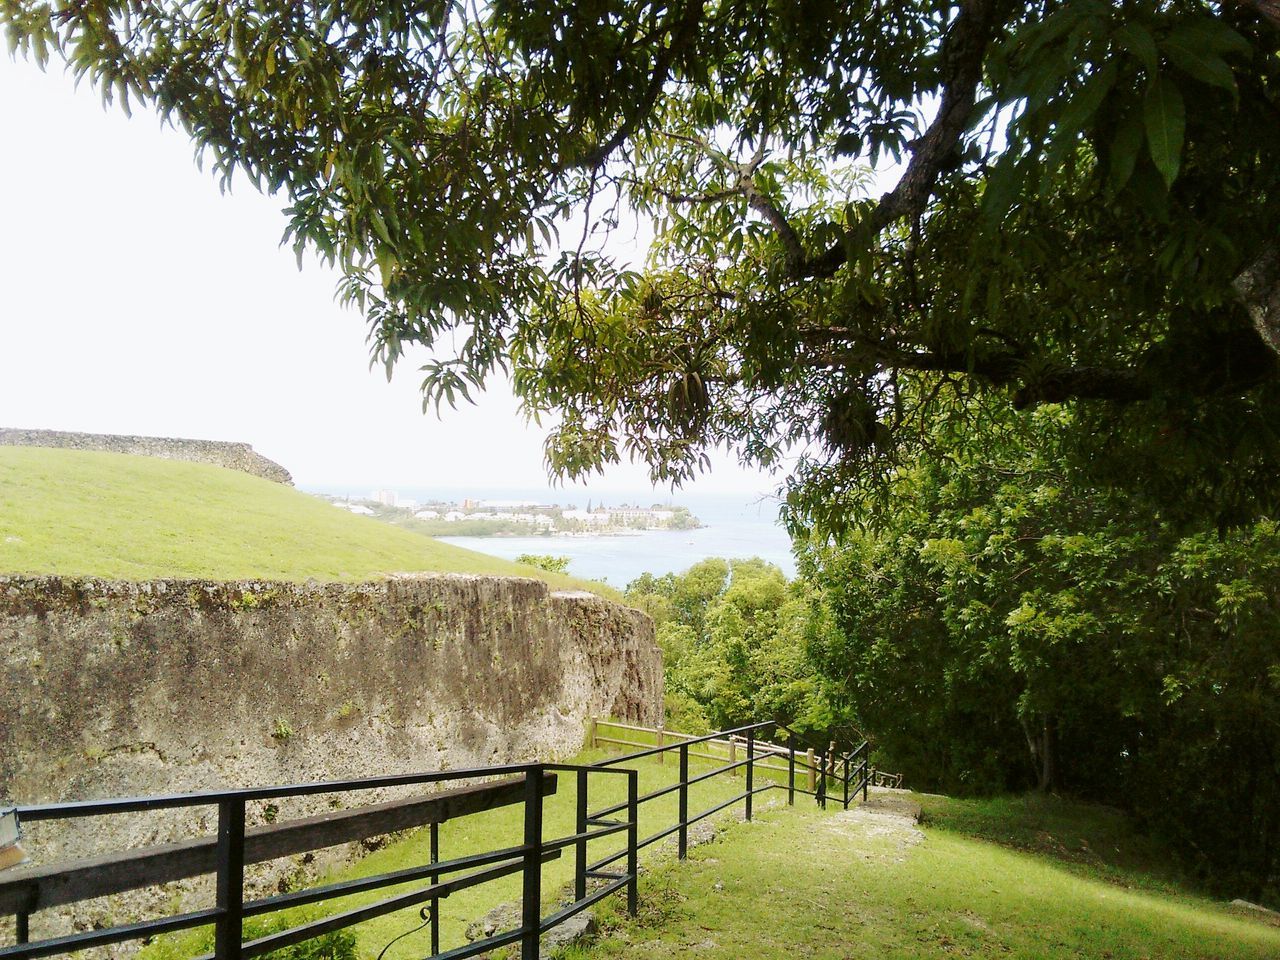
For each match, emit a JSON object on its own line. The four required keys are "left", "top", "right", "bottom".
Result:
{"left": 1039, "top": 717, "right": 1057, "bottom": 793}
{"left": 1235, "top": 242, "right": 1280, "bottom": 357}
{"left": 1020, "top": 715, "right": 1058, "bottom": 792}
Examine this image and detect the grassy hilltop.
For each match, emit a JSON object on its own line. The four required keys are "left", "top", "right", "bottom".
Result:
{"left": 0, "top": 446, "right": 616, "bottom": 596}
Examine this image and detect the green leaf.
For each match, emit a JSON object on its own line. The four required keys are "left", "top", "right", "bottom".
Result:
{"left": 1143, "top": 76, "right": 1185, "bottom": 189}
{"left": 1107, "top": 107, "right": 1144, "bottom": 197}
{"left": 1057, "top": 61, "right": 1117, "bottom": 134}
{"left": 1162, "top": 30, "right": 1237, "bottom": 97}
{"left": 1166, "top": 17, "right": 1253, "bottom": 59}
{"left": 1113, "top": 22, "right": 1157, "bottom": 73}
{"left": 980, "top": 155, "right": 1029, "bottom": 224}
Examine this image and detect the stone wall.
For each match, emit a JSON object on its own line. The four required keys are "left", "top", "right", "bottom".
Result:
{"left": 0, "top": 427, "right": 293, "bottom": 484}
{"left": 0, "top": 574, "right": 662, "bottom": 943}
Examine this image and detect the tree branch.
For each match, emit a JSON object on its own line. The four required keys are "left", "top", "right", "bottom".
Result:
{"left": 793, "top": 0, "right": 1004, "bottom": 279}
{"left": 1233, "top": 0, "right": 1280, "bottom": 31}
{"left": 569, "top": 2, "right": 704, "bottom": 170}
{"left": 801, "top": 322, "right": 1279, "bottom": 408}
{"left": 1234, "top": 240, "right": 1280, "bottom": 357}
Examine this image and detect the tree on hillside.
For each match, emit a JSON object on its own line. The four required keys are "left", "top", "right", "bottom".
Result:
{"left": 6, "top": 1, "right": 1280, "bottom": 521}
{"left": 801, "top": 404, "right": 1280, "bottom": 895}
{"left": 626, "top": 558, "right": 839, "bottom": 732}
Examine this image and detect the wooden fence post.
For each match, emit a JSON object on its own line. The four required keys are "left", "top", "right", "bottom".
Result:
{"left": 806, "top": 748, "right": 816, "bottom": 792}
{"left": 657, "top": 726, "right": 665, "bottom": 764}
{"left": 728, "top": 738, "right": 737, "bottom": 777}
{"left": 588, "top": 716, "right": 597, "bottom": 749}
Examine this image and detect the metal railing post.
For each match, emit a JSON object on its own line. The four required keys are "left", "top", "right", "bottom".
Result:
{"left": 521, "top": 767, "right": 544, "bottom": 960}
{"left": 787, "top": 734, "right": 796, "bottom": 806}
{"left": 575, "top": 767, "right": 588, "bottom": 903}
{"left": 429, "top": 821, "right": 441, "bottom": 956}
{"left": 863, "top": 760, "right": 869, "bottom": 802}
{"left": 678, "top": 743, "right": 689, "bottom": 860}
{"left": 626, "top": 769, "right": 639, "bottom": 917}
{"left": 214, "top": 798, "right": 246, "bottom": 960}
{"left": 745, "top": 729, "right": 755, "bottom": 822}
{"left": 843, "top": 753, "right": 850, "bottom": 809}
{"left": 817, "top": 748, "right": 827, "bottom": 810}
{"left": 16, "top": 909, "right": 29, "bottom": 946}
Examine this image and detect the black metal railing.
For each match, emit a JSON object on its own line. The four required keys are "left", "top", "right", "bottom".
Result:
{"left": 0, "top": 720, "right": 881, "bottom": 960}
{"left": 1, "top": 762, "right": 635, "bottom": 960}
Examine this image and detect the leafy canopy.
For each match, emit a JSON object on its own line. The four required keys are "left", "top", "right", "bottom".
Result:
{"left": 6, "top": 0, "right": 1280, "bottom": 523}
{"left": 801, "top": 403, "right": 1280, "bottom": 895}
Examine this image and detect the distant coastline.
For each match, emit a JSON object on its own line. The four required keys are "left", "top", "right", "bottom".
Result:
{"left": 320, "top": 491, "right": 703, "bottom": 538}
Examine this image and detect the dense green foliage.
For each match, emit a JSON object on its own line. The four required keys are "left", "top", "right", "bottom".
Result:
{"left": 6, "top": 1, "right": 1280, "bottom": 522}
{"left": 625, "top": 558, "right": 841, "bottom": 735}
{"left": 514, "top": 552, "right": 571, "bottom": 573}
{"left": 801, "top": 406, "right": 1280, "bottom": 899}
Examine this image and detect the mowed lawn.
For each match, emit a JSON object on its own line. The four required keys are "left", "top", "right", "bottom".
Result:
{"left": 565, "top": 793, "right": 1280, "bottom": 960}
{"left": 0, "top": 447, "right": 617, "bottom": 596}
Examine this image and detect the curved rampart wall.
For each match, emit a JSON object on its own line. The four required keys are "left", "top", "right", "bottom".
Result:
{"left": 0, "top": 428, "right": 293, "bottom": 484}
{"left": 0, "top": 574, "right": 661, "bottom": 943}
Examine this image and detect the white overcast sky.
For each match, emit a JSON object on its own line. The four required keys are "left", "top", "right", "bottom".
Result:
{"left": 0, "top": 56, "right": 780, "bottom": 496}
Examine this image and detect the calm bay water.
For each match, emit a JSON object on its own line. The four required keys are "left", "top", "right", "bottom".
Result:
{"left": 308, "top": 484, "right": 796, "bottom": 586}
{"left": 441, "top": 493, "right": 795, "bottom": 586}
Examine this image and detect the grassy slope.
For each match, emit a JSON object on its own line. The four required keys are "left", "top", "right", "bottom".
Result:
{"left": 0, "top": 447, "right": 617, "bottom": 597}
{"left": 567, "top": 792, "right": 1280, "bottom": 960}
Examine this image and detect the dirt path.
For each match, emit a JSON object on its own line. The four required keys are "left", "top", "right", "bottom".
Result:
{"left": 820, "top": 788, "right": 925, "bottom": 861}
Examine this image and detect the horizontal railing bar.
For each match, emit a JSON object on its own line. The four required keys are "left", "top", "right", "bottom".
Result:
{"left": 683, "top": 756, "right": 752, "bottom": 790}
{"left": 593, "top": 721, "right": 777, "bottom": 767}
{"left": 541, "top": 762, "right": 634, "bottom": 777}
{"left": 0, "top": 907, "right": 222, "bottom": 960}
{"left": 588, "top": 780, "right": 683, "bottom": 821}
{"left": 15, "top": 765, "right": 552, "bottom": 821}
{"left": 1, "top": 776, "right": 554, "bottom": 916}
{"left": 240, "top": 841, "right": 534, "bottom": 918}
{"left": 426, "top": 926, "right": 525, "bottom": 960}
{"left": 540, "top": 822, "right": 630, "bottom": 855}
{"left": 539, "top": 875, "right": 630, "bottom": 933}
{"left": 227, "top": 852, "right": 560, "bottom": 960}
{"left": 592, "top": 720, "right": 660, "bottom": 734}
{"left": 634, "top": 820, "right": 683, "bottom": 853}
{"left": 592, "top": 735, "right": 651, "bottom": 750}
{"left": 586, "top": 782, "right": 781, "bottom": 875}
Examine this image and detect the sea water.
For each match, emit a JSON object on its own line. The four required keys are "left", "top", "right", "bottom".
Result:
{"left": 439, "top": 491, "right": 795, "bottom": 586}
{"left": 311, "top": 484, "right": 796, "bottom": 586}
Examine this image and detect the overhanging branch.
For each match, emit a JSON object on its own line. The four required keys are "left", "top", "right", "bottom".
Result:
{"left": 793, "top": 0, "right": 1003, "bottom": 279}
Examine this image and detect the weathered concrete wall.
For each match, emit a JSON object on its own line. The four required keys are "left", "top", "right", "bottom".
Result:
{"left": 0, "top": 428, "right": 293, "bottom": 484}
{"left": 0, "top": 574, "right": 661, "bottom": 943}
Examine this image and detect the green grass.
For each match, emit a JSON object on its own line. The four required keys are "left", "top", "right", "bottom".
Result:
{"left": 139, "top": 745, "right": 761, "bottom": 960}
{"left": 0, "top": 447, "right": 617, "bottom": 597}
{"left": 563, "top": 792, "right": 1280, "bottom": 960}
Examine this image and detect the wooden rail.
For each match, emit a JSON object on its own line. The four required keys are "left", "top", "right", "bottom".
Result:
{"left": 0, "top": 774, "right": 554, "bottom": 917}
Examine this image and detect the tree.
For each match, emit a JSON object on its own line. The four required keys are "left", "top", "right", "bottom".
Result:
{"left": 801, "top": 405, "right": 1280, "bottom": 895}
{"left": 514, "top": 553, "right": 570, "bottom": 573}
{"left": 625, "top": 558, "right": 840, "bottom": 732}
{"left": 7, "top": 1, "right": 1280, "bottom": 521}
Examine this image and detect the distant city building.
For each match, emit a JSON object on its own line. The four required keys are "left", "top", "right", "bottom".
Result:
{"left": 372, "top": 489, "right": 398, "bottom": 507}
